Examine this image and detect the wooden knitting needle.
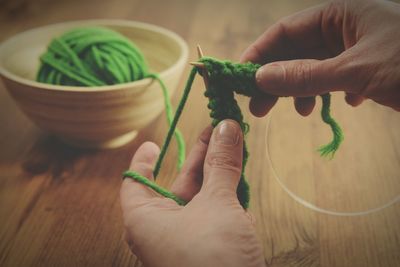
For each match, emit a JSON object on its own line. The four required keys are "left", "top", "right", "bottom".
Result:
{"left": 189, "top": 45, "right": 206, "bottom": 68}
{"left": 189, "top": 61, "right": 205, "bottom": 68}
{"left": 192, "top": 44, "right": 210, "bottom": 89}
{"left": 197, "top": 44, "right": 205, "bottom": 58}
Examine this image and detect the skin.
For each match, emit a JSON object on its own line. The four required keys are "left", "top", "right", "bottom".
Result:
{"left": 120, "top": 120, "right": 266, "bottom": 267}
{"left": 241, "top": 0, "right": 400, "bottom": 116}
{"left": 120, "top": 0, "right": 400, "bottom": 266}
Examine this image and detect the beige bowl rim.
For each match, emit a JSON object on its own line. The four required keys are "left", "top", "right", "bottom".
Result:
{"left": 0, "top": 19, "right": 189, "bottom": 93}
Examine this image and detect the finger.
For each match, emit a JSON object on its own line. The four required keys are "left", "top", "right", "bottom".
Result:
{"left": 240, "top": 3, "right": 342, "bottom": 64}
{"left": 129, "top": 142, "right": 160, "bottom": 179}
{"left": 294, "top": 96, "right": 316, "bottom": 116}
{"left": 345, "top": 93, "right": 364, "bottom": 107}
{"left": 249, "top": 93, "right": 278, "bottom": 117}
{"left": 120, "top": 142, "right": 160, "bottom": 206}
{"left": 202, "top": 120, "right": 243, "bottom": 200}
{"left": 170, "top": 126, "right": 212, "bottom": 202}
{"left": 255, "top": 53, "right": 358, "bottom": 97}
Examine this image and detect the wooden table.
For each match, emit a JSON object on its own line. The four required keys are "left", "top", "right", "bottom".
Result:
{"left": 1, "top": 0, "right": 399, "bottom": 266}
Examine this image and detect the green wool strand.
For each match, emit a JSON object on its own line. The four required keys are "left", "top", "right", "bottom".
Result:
{"left": 123, "top": 170, "right": 186, "bottom": 206}
{"left": 37, "top": 27, "right": 186, "bottom": 170}
{"left": 152, "top": 68, "right": 198, "bottom": 178}
{"left": 318, "top": 93, "right": 344, "bottom": 158}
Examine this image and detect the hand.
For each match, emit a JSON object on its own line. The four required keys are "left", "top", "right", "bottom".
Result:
{"left": 241, "top": 0, "right": 400, "bottom": 116}
{"left": 120, "top": 120, "right": 265, "bottom": 267}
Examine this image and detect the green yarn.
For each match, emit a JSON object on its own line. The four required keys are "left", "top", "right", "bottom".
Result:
{"left": 37, "top": 27, "right": 148, "bottom": 86}
{"left": 148, "top": 73, "right": 186, "bottom": 171}
{"left": 123, "top": 170, "right": 186, "bottom": 205}
{"left": 152, "top": 68, "right": 198, "bottom": 178}
{"left": 36, "top": 26, "right": 186, "bottom": 170}
{"left": 125, "top": 57, "right": 344, "bottom": 210}
{"left": 318, "top": 93, "right": 344, "bottom": 158}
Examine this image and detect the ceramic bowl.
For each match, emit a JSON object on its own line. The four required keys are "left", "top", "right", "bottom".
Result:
{"left": 0, "top": 19, "right": 188, "bottom": 148}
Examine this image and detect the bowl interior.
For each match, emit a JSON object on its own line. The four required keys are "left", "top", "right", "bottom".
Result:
{"left": 0, "top": 20, "right": 185, "bottom": 87}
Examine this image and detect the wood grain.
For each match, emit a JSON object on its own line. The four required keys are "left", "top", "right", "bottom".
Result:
{"left": 1, "top": 0, "right": 399, "bottom": 266}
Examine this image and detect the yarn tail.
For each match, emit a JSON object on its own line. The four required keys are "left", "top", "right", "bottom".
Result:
{"left": 318, "top": 93, "right": 344, "bottom": 158}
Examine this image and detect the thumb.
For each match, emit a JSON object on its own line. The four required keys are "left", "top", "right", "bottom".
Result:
{"left": 202, "top": 120, "right": 243, "bottom": 201}
{"left": 255, "top": 56, "right": 355, "bottom": 97}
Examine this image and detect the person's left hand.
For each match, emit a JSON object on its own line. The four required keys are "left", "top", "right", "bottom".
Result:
{"left": 120, "top": 120, "right": 265, "bottom": 267}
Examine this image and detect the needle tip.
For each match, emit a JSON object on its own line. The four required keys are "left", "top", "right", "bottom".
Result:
{"left": 196, "top": 45, "right": 204, "bottom": 58}
{"left": 189, "top": 61, "right": 205, "bottom": 68}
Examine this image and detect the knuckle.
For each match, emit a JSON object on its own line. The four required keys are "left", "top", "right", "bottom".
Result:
{"left": 202, "top": 186, "right": 238, "bottom": 202}
{"left": 180, "top": 168, "right": 203, "bottom": 185}
{"left": 273, "top": 20, "right": 288, "bottom": 44}
{"left": 321, "top": 1, "right": 344, "bottom": 39}
{"left": 288, "top": 62, "right": 314, "bottom": 95}
{"left": 206, "top": 151, "right": 242, "bottom": 173}
{"left": 247, "top": 45, "right": 264, "bottom": 62}
{"left": 326, "top": 0, "right": 344, "bottom": 14}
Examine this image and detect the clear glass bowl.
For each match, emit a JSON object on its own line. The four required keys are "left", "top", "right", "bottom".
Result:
{"left": 266, "top": 94, "right": 400, "bottom": 216}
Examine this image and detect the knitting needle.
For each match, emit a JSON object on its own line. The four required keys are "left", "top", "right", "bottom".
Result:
{"left": 197, "top": 44, "right": 204, "bottom": 58}
{"left": 189, "top": 62, "right": 205, "bottom": 68}
{"left": 194, "top": 44, "right": 210, "bottom": 89}
{"left": 189, "top": 45, "right": 206, "bottom": 68}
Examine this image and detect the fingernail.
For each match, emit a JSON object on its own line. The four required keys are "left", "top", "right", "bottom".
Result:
{"left": 256, "top": 64, "right": 284, "bottom": 85}
{"left": 215, "top": 120, "right": 239, "bottom": 145}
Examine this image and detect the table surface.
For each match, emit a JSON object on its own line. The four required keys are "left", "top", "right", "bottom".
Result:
{"left": 1, "top": 0, "right": 399, "bottom": 266}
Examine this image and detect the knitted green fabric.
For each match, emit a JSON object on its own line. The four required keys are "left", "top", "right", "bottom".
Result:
{"left": 125, "top": 57, "right": 344, "bottom": 210}
{"left": 200, "top": 57, "right": 257, "bottom": 208}
{"left": 36, "top": 26, "right": 186, "bottom": 169}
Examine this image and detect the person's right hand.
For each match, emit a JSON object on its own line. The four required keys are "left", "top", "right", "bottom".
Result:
{"left": 241, "top": 0, "right": 400, "bottom": 117}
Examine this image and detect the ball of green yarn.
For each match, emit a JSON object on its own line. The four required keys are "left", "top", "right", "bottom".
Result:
{"left": 37, "top": 27, "right": 149, "bottom": 86}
